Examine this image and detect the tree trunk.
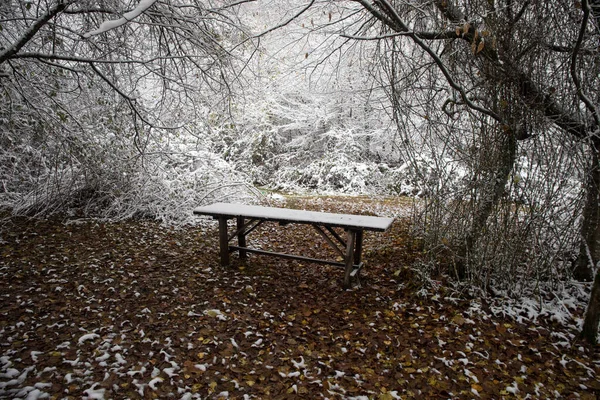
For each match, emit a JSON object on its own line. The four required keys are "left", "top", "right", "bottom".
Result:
{"left": 582, "top": 268, "right": 600, "bottom": 344}
{"left": 581, "top": 144, "right": 600, "bottom": 344}
{"left": 458, "top": 129, "right": 517, "bottom": 280}
{"left": 575, "top": 146, "right": 600, "bottom": 281}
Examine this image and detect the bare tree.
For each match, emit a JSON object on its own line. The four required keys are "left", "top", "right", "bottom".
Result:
{"left": 0, "top": 0, "right": 254, "bottom": 215}
{"left": 0, "top": 0, "right": 250, "bottom": 126}
{"left": 344, "top": 0, "right": 600, "bottom": 342}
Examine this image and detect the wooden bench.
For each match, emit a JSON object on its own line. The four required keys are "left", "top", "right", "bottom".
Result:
{"left": 193, "top": 202, "right": 394, "bottom": 289}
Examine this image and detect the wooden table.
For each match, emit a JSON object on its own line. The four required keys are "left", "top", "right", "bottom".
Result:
{"left": 193, "top": 202, "right": 394, "bottom": 289}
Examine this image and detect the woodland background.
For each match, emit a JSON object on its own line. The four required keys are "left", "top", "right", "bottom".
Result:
{"left": 1, "top": 0, "right": 600, "bottom": 344}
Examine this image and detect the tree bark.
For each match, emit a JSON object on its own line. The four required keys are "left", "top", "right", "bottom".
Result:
{"left": 458, "top": 128, "right": 518, "bottom": 280}
{"left": 582, "top": 269, "right": 600, "bottom": 344}
{"left": 581, "top": 144, "right": 600, "bottom": 344}
{"left": 575, "top": 146, "right": 600, "bottom": 281}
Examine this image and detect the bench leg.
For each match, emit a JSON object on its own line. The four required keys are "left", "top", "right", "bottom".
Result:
{"left": 237, "top": 216, "right": 247, "bottom": 260}
{"left": 343, "top": 229, "right": 357, "bottom": 289}
{"left": 354, "top": 230, "right": 363, "bottom": 264}
{"left": 218, "top": 217, "right": 230, "bottom": 267}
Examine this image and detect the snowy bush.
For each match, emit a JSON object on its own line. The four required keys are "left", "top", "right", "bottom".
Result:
{"left": 0, "top": 109, "right": 259, "bottom": 224}
{"left": 100, "top": 148, "right": 260, "bottom": 224}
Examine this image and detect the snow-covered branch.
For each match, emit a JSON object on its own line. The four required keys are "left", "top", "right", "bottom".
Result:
{"left": 83, "top": 0, "right": 159, "bottom": 38}
{"left": 0, "top": 1, "right": 69, "bottom": 65}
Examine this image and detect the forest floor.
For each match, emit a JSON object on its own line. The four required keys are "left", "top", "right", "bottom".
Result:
{"left": 1, "top": 195, "right": 599, "bottom": 400}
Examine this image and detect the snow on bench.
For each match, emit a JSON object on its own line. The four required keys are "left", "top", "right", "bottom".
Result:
{"left": 194, "top": 202, "right": 394, "bottom": 289}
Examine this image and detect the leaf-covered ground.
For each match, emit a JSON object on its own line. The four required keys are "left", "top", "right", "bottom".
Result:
{"left": 1, "top": 196, "right": 599, "bottom": 399}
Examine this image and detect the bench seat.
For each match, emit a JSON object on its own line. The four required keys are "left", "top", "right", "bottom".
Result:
{"left": 194, "top": 202, "right": 394, "bottom": 289}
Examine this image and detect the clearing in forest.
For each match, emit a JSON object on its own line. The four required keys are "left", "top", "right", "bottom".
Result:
{"left": 1, "top": 196, "right": 599, "bottom": 399}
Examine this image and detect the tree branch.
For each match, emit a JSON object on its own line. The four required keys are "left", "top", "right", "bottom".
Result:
{"left": 571, "top": 0, "right": 600, "bottom": 129}
{"left": 516, "top": 70, "right": 589, "bottom": 139}
{"left": 11, "top": 52, "right": 213, "bottom": 65}
{"left": 359, "top": 0, "right": 404, "bottom": 31}
{"left": 0, "top": 1, "right": 69, "bottom": 65}
{"left": 89, "top": 62, "right": 182, "bottom": 131}
{"left": 342, "top": 29, "right": 459, "bottom": 41}
{"left": 355, "top": 0, "right": 501, "bottom": 122}
{"left": 433, "top": 0, "right": 466, "bottom": 23}
{"left": 547, "top": 44, "right": 597, "bottom": 55}
{"left": 83, "top": 0, "right": 159, "bottom": 38}
{"left": 433, "top": 0, "right": 592, "bottom": 139}
{"left": 511, "top": 1, "right": 531, "bottom": 25}
{"left": 247, "top": 0, "right": 316, "bottom": 40}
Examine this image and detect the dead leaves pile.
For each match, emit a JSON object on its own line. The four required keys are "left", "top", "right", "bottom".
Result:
{"left": 1, "top": 197, "right": 599, "bottom": 399}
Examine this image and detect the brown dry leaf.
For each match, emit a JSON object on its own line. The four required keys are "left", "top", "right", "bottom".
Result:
{"left": 472, "top": 383, "right": 483, "bottom": 392}
{"left": 495, "top": 324, "right": 506, "bottom": 334}
{"left": 1, "top": 199, "right": 596, "bottom": 400}
{"left": 452, "top": 314, "right": 465, "bottom": 326}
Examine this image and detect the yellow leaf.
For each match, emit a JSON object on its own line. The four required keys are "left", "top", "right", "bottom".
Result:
{"left": 476, "top": 40, "right": 485, "bottom": 54}
{"left": 472, "top": 384, "right": 483, "bottom": 392}
{"left": 462, "top": 22, "right": 470, "bottom": 35}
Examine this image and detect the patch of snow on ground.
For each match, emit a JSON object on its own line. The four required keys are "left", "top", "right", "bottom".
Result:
{"left": 78, "top": 333, "right": 100, "bottom": 345}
